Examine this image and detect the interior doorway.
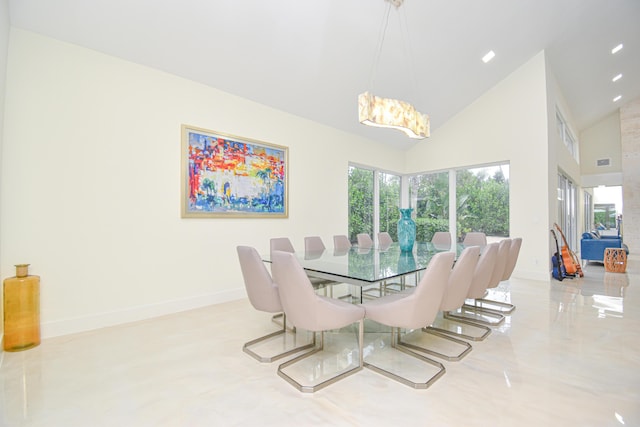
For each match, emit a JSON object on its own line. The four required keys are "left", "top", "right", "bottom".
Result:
{"left": 593, "top": 185, "right": 623, "bottom": 236}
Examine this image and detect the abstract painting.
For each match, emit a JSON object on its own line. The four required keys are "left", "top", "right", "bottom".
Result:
{"left": 181, "top": 125, "right": 288, "bottom": 218}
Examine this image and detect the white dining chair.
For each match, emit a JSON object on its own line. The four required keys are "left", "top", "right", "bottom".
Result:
{"left": 333, "top": 234, "right": 352, "bottom": 251}
{"left": 271, "top": 250, "right": 365, "bottom": 393}
{"left": 443, "top": 242, "right": 500, "bottom": 335}
{"left": 357, "top": 233, "right": 374, "bottom": 248}
{"left": 473, "top": 238, "right": 515, "bottom": 314}
{"left": 501, "top": 237, "right": 523, "bottom": 281}
{"left": 431, "top": 231, "right": 451, "bottom": 250}
{"left": 377, "top": 232, "right": 393, "bottom": 247}
{"left": 463, "top": 232, "right": 487, "bottom": 247}
{"left": 270, "top": 236, "right": 334, "bottom": 289}
{"left": 304, "top": 235, "right": 326, "bottom": 252}
{"left": 401, "top": 246, "right": 480, "bottom": 361}
{"left": 236, "top": 246, "right": 314, "bottom": 362}
{"left": 362, "top": 251, "right": 455, "bottom": 389}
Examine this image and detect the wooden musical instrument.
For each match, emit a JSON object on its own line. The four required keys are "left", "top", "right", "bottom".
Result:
{"left": 553, "top": 223, "right": 583, "bottom": 277}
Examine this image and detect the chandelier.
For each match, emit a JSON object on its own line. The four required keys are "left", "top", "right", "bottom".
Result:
{"left": 358, "top": 0, "right": 429, "bottom": 140}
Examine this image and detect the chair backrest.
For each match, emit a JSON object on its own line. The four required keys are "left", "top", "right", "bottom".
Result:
{"left": 271, "top": 251, "right": 319, "bottom": 330}
{"left": 440, "top": 246, "right": 480, "bottom": 311}
{"left": 463, "top": 232, "right": 487, "bottom": 247}
{"left": 304, "top": 236, "right": 326, "bottom": 252}
{"left": 487, "top": 239, "right": 511, "bottom": 289}
{"left": 333, "top": 234, "right": 352, "bottom": 250}
{"left": 271, "top": 250, "right": 364, "bottom": 331}
{"left": 357, "top": 233, "right": 374, "bottom": 248}
{"left": 236, "top": 246, "right": 282, "bottom": 313}
{"left": 391, "top": 251, "right": 455, "bottom": 330}
{"left": 377, "top": 232, "right": 393, "bottom": 247}
{"left": 431, "top": 231, "right": 451, "bottom": 250}
{"left": 466, "top": 243, "right": 499, "bottom": 300}
{"left": 501, "top": 237, "right": 522, "bottom": 281}
{"left": 270, "top": 237, "right": 295, "bottom": 256}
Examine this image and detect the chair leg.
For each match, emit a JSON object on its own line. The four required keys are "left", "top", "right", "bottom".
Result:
{"left": 270, "top": 313, "right": 295, "bottom": 332}
{"left": 449, "top": 304, "right": 505, "bottom": 327}
{"left": 243, "top": 314, "right": 314, "bottom": 363}
{"left": 435, "top": 312, "right": 492, "bottom": 341}
{"left": 472, "top": 297, "right": 516, "bottom": 314}
{"left": 399, "top": 327, "right": 472, "bottom": 361}
{"left": 364, "top": 327, "right": 446, "bottom": 389}
{"left": 277, "top": 320, "right": 364, "bottom": 393}
{"left": 468, "top": 288, "right": 515, "bottom": 314}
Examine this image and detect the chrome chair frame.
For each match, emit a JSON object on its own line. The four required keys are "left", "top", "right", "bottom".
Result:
{"left": 365, "top": 327, "right": 446, "bottom": 389}
{"left": 243, "top": 313, "right": 314, "bottom": 363}
{"left": 277, "top": 321, "right": 364, "bottom": 393}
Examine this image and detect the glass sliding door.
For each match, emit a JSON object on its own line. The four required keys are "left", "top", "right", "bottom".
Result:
{"left": 557, "top": 172, "right": 578, "bottom": 250}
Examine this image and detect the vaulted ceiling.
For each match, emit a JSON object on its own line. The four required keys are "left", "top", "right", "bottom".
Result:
{"left": 9, "top": 0, "right": 640, "bottom": 150}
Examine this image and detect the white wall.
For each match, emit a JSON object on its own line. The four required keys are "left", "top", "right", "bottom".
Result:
{"left": 580, "top": 111, "right": 623, "bottom": 187}
{"left": 0, "top": 0, "right": 11, "bottom": 349}
{"left": 405, "top": 52, "right": 551, "bottom": 280}
{"left": 580, "top": 111, "right": 622, "bottom": 176}
{"left": 0, "top": 29, "right": 404, "bottom": 337}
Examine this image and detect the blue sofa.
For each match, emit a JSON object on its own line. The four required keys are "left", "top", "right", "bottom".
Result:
{"left": 580, "top": 232, "right": 625, "bottom": 263}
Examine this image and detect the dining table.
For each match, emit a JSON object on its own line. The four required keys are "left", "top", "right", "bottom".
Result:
{"left": 264, "top": 242, "right": 460, "bottom": 301}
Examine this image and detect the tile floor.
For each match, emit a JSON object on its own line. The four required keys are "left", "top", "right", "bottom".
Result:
{"left": 1, "top": 259, "right": 639, "bottom": 427}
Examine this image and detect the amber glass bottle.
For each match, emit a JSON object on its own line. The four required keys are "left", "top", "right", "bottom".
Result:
{"left": 3, "top": 264, "right": 41, "bottom": 351}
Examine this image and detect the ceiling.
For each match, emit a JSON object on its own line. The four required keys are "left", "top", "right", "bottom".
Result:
{"left": 8, "top": 0, "right": 640, "bottom": 150}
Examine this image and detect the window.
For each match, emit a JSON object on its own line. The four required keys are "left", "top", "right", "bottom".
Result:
{"left": 556, "top": 109, "right": 579, "bottom": 162}
{"left": 349, "top": 162, "right": 509, "bottom": 246}
{"left": 348, "top": 166, "right": 374, "bottom": 243}
{"left": 456, "top": 164, "right": 510, "bottom": 242}
{"left": 407, "top": 162, "right": 510, "bottom": 243}
{"left": 349, "top": 166, "right": 403, "bottom": 244}
{"left": 379, "top": 172, "right": 401, "bottom": 241}
{"left": 408, "top": 171, "right": 449, "bottom": 242}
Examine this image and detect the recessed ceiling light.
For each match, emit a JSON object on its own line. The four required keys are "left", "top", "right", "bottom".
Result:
{"left": 613, "top": 95, "right": 622, "bottom": 102}
{"left": 612, "top": 73, "right": 622, "bottom": 82}
{"left": 611, "top": 43, "right": 623, "bottom": 54}
{"left": 482, "top": 50, "right": 495, "bottom": 63}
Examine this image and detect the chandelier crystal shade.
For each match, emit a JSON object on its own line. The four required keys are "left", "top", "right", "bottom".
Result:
{"left": 358, "top": 0, "right": 430, "bottom": 140}
{"left": 358, "top": 91, "right": 429, "bottom": 139}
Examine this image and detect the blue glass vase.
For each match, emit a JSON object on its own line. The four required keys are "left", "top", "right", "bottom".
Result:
{"left": 397, "top": 208, "right": 416, "bottom": 252}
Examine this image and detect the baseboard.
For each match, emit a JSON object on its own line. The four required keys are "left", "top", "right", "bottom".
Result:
{"left": 41, "top": 288, "right": 247, "bottom": 339}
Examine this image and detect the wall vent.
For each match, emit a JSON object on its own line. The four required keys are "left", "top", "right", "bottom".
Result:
{"left": 596, "top": 158, "right": 611, "bottom": 167}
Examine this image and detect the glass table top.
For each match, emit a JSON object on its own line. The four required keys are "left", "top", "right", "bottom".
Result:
{"left": 265, "top": 242, "right": 458, "bottom": 286}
